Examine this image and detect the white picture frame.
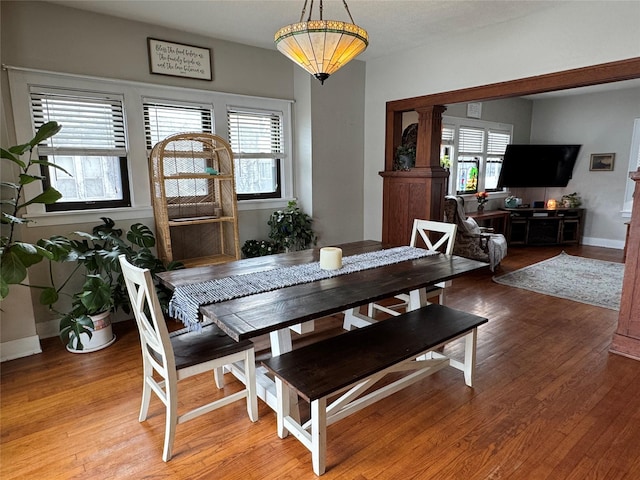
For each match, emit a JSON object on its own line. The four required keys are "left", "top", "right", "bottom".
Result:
{"left": 466, "top": 102, "right": 482, "bottom": 119}
{"left": 147, "top": 38, "right": 212, "bottom": 81}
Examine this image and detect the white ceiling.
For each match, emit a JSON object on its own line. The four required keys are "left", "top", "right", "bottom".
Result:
{"left": 47, "top": 0, "right": 557, "bottom": 61}
{"left": 44, "top": 0, "right": 640, "bottom": 96}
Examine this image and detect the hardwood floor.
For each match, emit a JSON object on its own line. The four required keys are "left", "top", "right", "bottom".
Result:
{"left": 2, "top": 245, "right": 639, "bottom": 479}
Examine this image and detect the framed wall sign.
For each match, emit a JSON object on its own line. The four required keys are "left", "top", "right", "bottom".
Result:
{"left": 466, "top": 102, "right": 482, "bottom": 119}
{"left": 147, "top": 38, "right": 212, "bottom": 81}
{"left": 589, "top": 153, "right": 615, "bottom": 171}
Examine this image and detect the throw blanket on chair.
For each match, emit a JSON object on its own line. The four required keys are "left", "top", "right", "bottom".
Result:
{"left": 444, "top": 195, "right": 507, "bottom": 271}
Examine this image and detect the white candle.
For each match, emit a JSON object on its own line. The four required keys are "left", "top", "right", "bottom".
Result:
{"left": 319, "top": 247, "right": 342, "bottom": 270}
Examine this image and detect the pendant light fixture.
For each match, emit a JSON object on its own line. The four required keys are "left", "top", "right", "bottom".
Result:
{"left": 274, "top": 0, "right": 368, "bottom": 84}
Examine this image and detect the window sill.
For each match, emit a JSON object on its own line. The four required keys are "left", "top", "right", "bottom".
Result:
{"left": 24, "top": 206, "right": 154, "bottom": 227}
{"left": 237, "top": 197, "right": 295, "bottom": 211}
{"left": 23, "top": 198, "right": 296, "bottom": 227}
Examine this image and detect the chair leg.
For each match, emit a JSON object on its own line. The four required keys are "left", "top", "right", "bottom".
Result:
{"left": 162, "top": 381, "right": 179, "bottom": 462}
{"left": 245, "top": 349, "right": 258, "bottom": 422}
{"left": 139, "top": 361, "right": 153, "bottom": 422}
{"left": 213, "top": 367, "right": 225, "bottom": 389}
{"left": 342, "top": 308, "right": 356, "bottom": 330}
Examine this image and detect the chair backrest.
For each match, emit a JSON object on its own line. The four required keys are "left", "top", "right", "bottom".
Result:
{"left": 118, "top": 255, "right": 175, "bottom": 379}
{"left": 444, "top": 196, "right": 477, "bottom": 236}
{"left": 409, "top": 219, "right": 457, "bottom": 254}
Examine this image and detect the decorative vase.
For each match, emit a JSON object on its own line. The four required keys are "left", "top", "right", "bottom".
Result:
{"left": 477, "top": 204, "right": 485, "bottom": 213}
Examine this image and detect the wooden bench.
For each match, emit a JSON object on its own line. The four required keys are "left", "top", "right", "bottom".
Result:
{"left": 261, "top": 303, "right": 488, "bottom": 475}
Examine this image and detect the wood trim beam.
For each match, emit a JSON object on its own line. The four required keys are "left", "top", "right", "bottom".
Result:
{"left": 386, "top": 57, "right": 640, "bottom": 113}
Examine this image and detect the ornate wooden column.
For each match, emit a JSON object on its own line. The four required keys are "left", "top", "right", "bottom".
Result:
{"left": 380, "top": 105, "right": 449, "bottom": 246}
{"left": 610, "top": 168, "right": 640, "bottom": 360}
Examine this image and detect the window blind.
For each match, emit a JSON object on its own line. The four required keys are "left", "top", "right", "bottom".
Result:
{"left": 441, "top": 125, "right": 455, "bottom": 145}
{"left": 227, "top": 108, "right": 283, "bottom": 159}
{"left": 458, "top": 127, "right": 484, "bottom": 153}
{"left": 487, "top": 130, "right": 511, "bottom": 155}
{"left": 31, "top": 91, "right": 126, "bottom": 155}
{"left": 143, "top": 100, "right": 213, "bottom": 148}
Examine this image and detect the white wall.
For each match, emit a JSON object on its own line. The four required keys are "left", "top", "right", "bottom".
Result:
{"left": 363, "top": 1, "right": 640, "bottom": 241}
{"left": 528, "top": 86, "right": 640, "bottom": 248}
{"left": 0, "top": 1, "right": 365, "bottom": 349}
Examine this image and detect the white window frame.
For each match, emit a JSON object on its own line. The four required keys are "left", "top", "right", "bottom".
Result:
{"left": 7, "top": 67, "right": 294, "bottom": 226}
{"left": 227, "top": 106, "right": 285, "bottom": 200}
{"left": 443, "top": 115, "right": 513, "bottom": 200}
{"left": 30, "top": 87, "right": 131, "bottom": 211}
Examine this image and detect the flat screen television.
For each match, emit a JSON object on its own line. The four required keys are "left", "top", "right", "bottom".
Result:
{"left": 497, "top": 144, "right": 581, "bottom": 188}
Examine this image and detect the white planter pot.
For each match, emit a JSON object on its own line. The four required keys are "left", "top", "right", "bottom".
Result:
{"left": 66, "top": 311, "right": 116, "bottom": 354}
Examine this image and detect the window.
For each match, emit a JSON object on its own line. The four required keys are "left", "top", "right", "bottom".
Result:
{"left": 143, "top": 100, "right": 215, "bottom": 202}
{"left": 623, "top": 118, "right": 640, "bottom": 216}
{"left": 456, "top": 127, "right": 484, "bottom": 194}
{"left": 143, "top": 99, "right": 213, "bottom": 148}
{"left": 485, "top": 130, "right": 511, "bottom": 190}
{"left": 442, "top": 117, "right": 513, "bottom": 195}
{"left": 227, "top": 107, "right": 283, "bottom": 200}
{"left": 9, "top": 68, "right": 293, "bottom": 225}
{"left": 30, "top": 89, "right": 131, "bottom": 211}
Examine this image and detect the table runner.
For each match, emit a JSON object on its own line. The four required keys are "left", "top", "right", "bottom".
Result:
{"left": 169, "top": 246, "right": 437, "bottom": 329}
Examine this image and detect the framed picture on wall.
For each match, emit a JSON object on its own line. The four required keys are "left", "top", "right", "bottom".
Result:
{"left": 589, "top": 153, "right": 615, "bottom": 171}
{"left": 147, "top": 38, "right": 212, "bottom": 81}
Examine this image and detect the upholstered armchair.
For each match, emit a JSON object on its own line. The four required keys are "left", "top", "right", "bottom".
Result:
{"left": 443, "top": 195, "right": 507, "bottom": 271}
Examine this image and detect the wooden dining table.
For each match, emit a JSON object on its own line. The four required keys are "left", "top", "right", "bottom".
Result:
{"left": 157, "top": 240, "right": 489, "bottom": 409}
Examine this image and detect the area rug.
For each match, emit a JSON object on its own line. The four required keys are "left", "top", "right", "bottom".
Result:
{"left": 493, "top": 252, "right": 624, "bottom": 310}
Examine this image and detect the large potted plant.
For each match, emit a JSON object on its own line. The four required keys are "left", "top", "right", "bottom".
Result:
{"left": 1, "top": 121, "right": 64, "bottom": 299}
{"left": 39, "top": 218, "right": 182, "bottom": 352}
{"left": 1, "top": 122, "right": 180, "bottom": 352}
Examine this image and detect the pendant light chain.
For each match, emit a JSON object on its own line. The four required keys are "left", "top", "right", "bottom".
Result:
{"left": 342, "top": 0, "right": 356, "bottom": 24}
{"left": 300, "top": 0, "right": 310, "bottom": 22}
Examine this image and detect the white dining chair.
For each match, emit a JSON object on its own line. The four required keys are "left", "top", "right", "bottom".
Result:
{"left": 118, "top": 255, "right": 258, "bottom": 461}
{"left": 343, "top": 219, "right": 457, "bottom": 330}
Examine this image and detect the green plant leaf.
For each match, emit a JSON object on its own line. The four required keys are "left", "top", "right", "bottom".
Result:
{"left": 20, "top": 187, "right": 63, "bottom": 208}
{"left": 31, "top": 159, "right": 72, "bottom": 177}
{"left": 0, "top": 278, "right": 9, "bottom": 300}
{"left": 0, "top": 251, "right": 28, "bottom": 285}
{"left": 1, "top": 212, "right": 25, "bottom": 225}
{"left": 127, "top": 223, "right": 156, "bottom": 248}
{"left": 18, "top": 174, "right": 43, "bottom": 185}
{"left": 7, "top": 143, "right": 32, "bottom": 156}
{"left": 59, "top": 312, "right": 94, "bottom": 350}
{"left": 29, "top": 121, "right": 62, "bottom": 148}
{"left": 39, "top": 287, "right": 59, "bottom": 307}
{"left": 12, "top": 242, "right": 53, "bottom": 266}
{"left": 37, "top": 236, "right": 76, "bottom": 262}
{"left": 0, "top": 147, "right": 25, "bottom": 167}
{"left": 77, "top": 274, "right": 113, "bottom": 314}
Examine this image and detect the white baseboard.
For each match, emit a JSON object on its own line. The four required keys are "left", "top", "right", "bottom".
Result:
{"left": 581, "top": 236, "right": 625, "bottom": 250}
{"left": 1, "top": 335, "right": 42, "bottom": 362}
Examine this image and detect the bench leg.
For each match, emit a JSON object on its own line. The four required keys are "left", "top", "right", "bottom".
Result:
{"left": 311, "top": 398, "right": 327, "bottom": 476}
{"left": 463, "top": 328, "right": 478, "bottom": 387}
